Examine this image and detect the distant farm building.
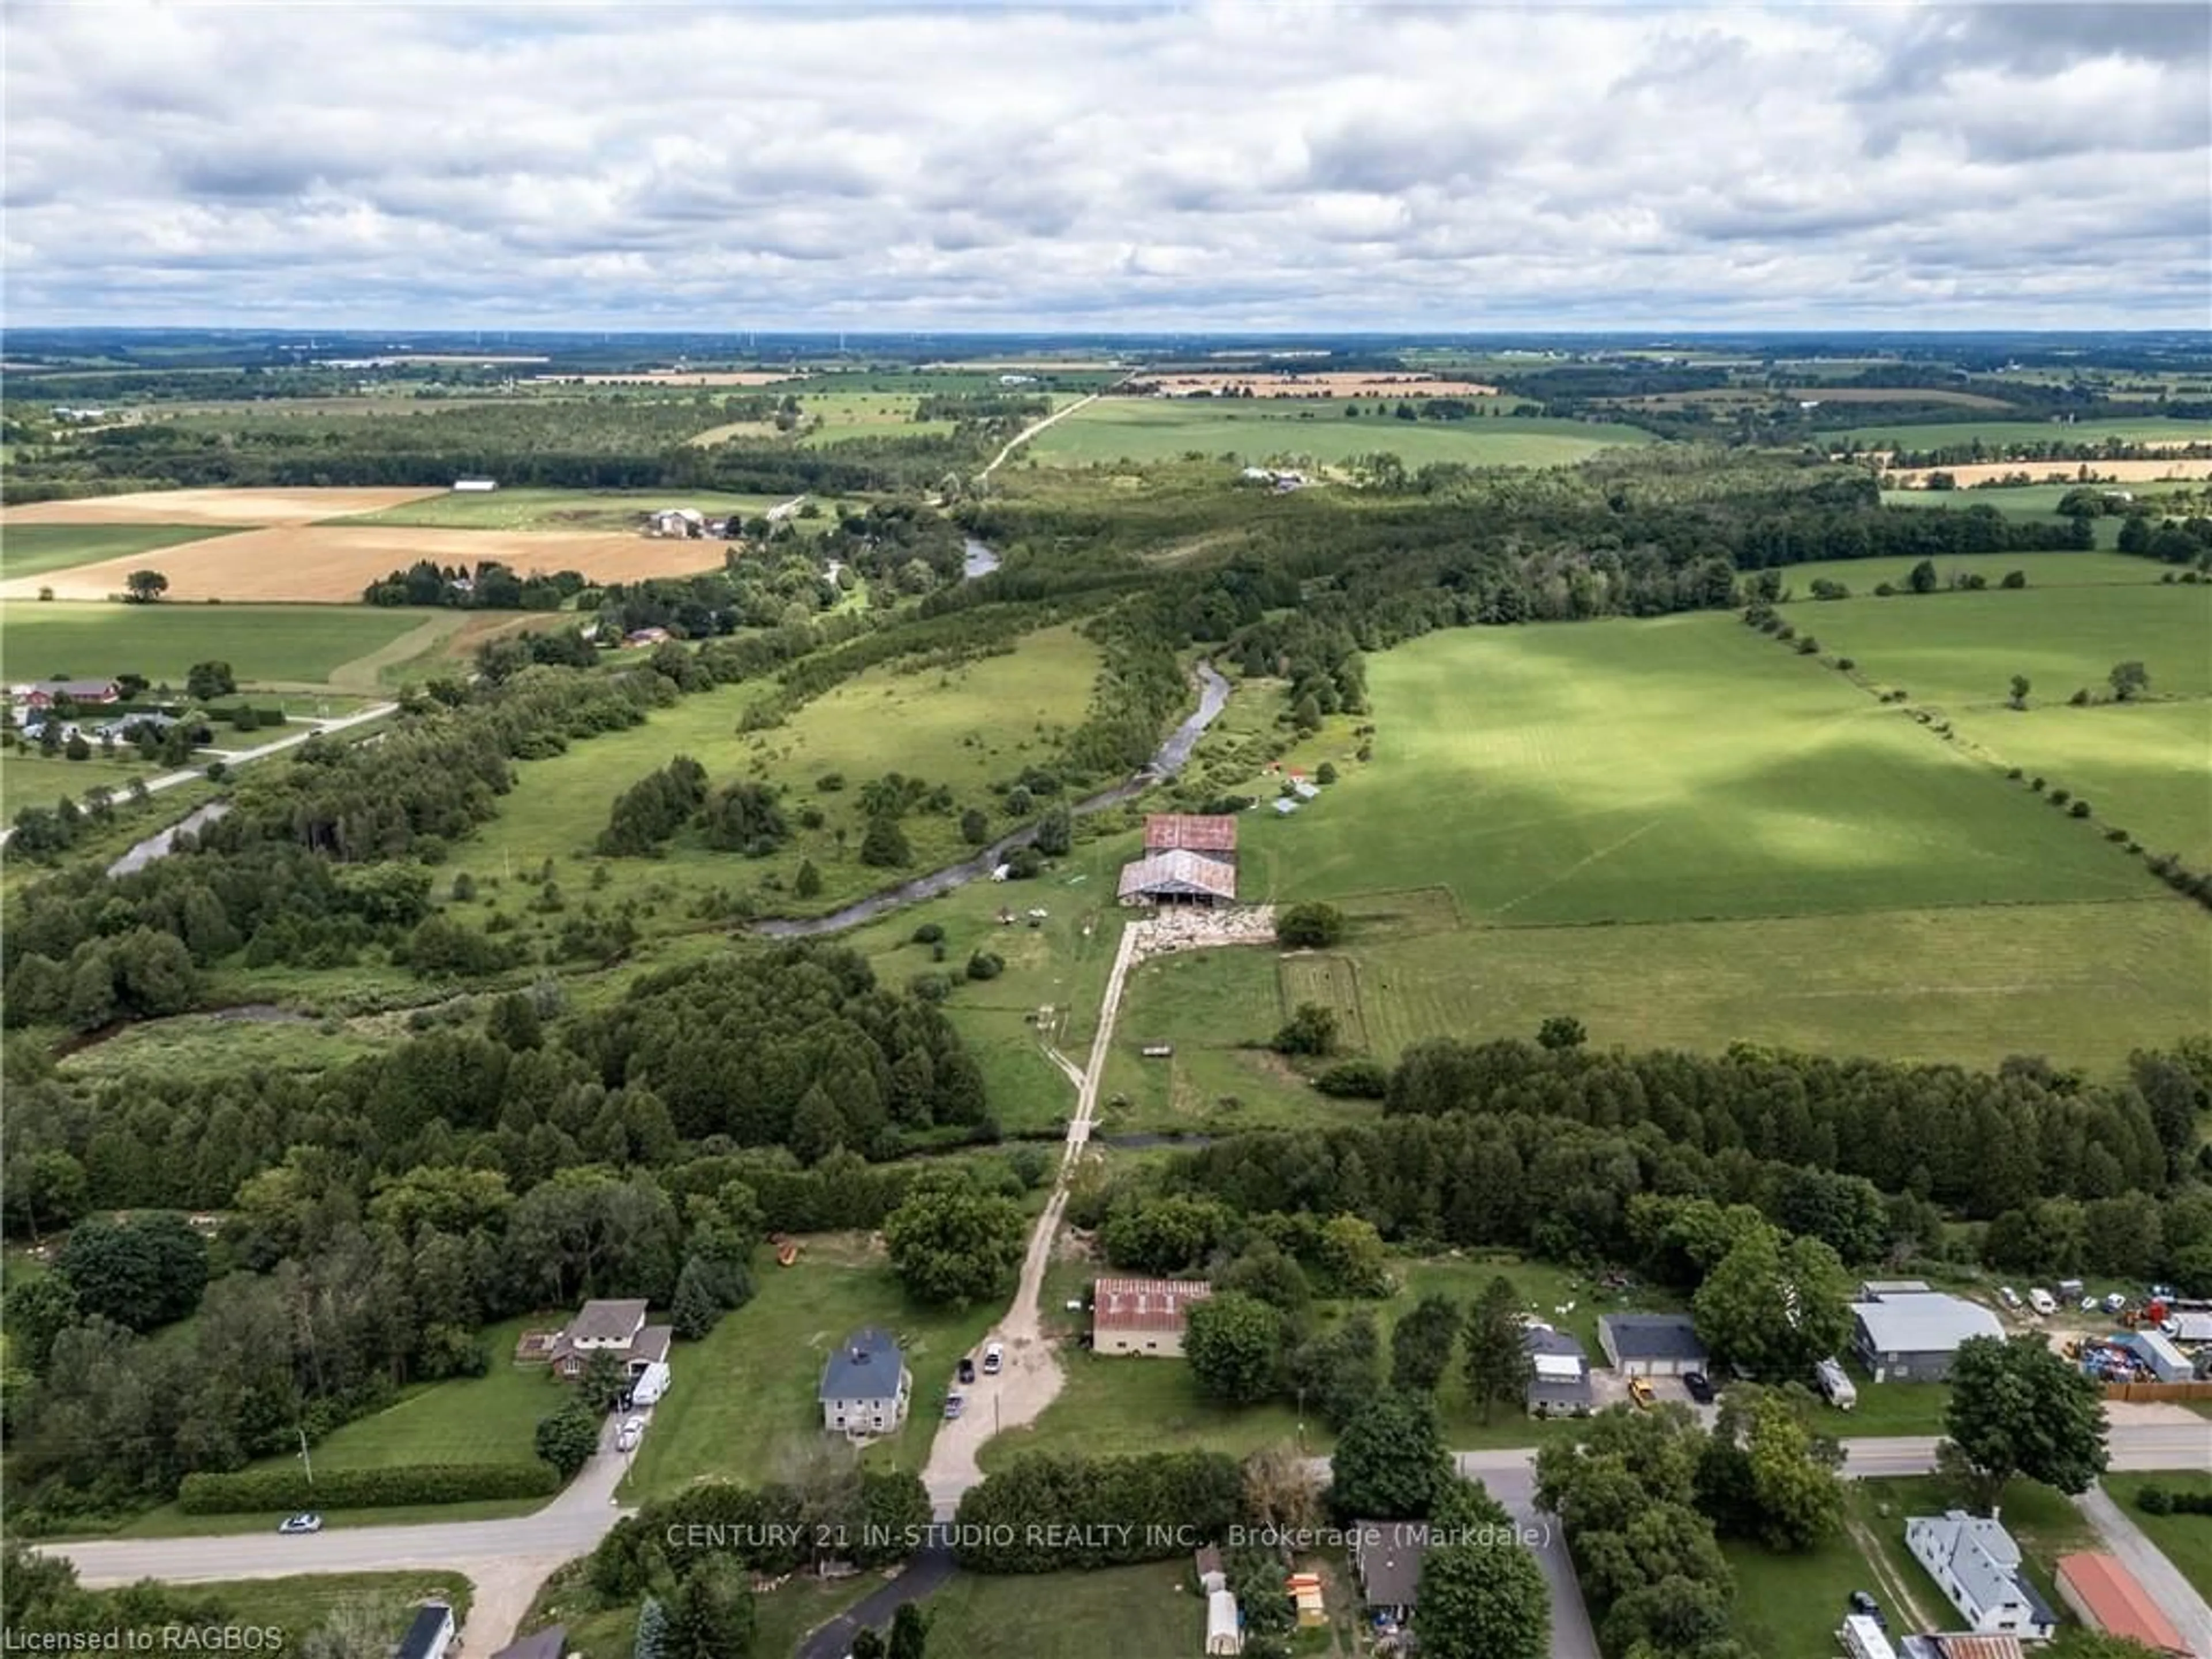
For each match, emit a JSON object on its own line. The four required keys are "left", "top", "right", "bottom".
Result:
{"left": 1120, "top": 814, "right": 1238, "bottom": 907}
{"left": 1093, "top": 1277, "right": 1211, "bottom": 1357}
{"left": 10, "top": 680, "right": 120, "bottom": 709}
{"left": 648, "top": 507, "right": 707, "bottom": 538}
{"left": 1116, "top": 848, "right": 1237, "bottom": 906}
{"left": 1145, "top": 813, "right": 1237, "bottom": 857}
{"left": 451, "top": 477, "right": 499, "bottom": 492}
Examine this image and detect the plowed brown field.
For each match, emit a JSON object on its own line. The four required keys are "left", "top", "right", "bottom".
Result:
{"left": 0, "top": 525, "right": 729, "bottom": 603}
{"left": 1888, "top": 457, "right": 2212, "bottom": 489}
{"left": 1, "top": 487, "right": 446, "bottom": 525}
{"left": 1125, "top": 371, "right": 1499, "bottom": 397}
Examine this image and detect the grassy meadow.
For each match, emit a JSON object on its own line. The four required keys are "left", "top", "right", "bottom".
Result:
{"left": 0, "top": 600, "right": 428, "bottom": 687}
{"left": 165, "top": 1574, "right": 474, "bottom": 1643}
{"left": 1028, "top": 399, "right": 1654, "bottom": 468}
{"left": 1237, "top": 615, "right": 2164, "bottom": 925}
{"left": 1785, "top": 583, "right": 2211, "bottom": 709}
{"left": 1777, "top": 549, "right": 2169, "bottom": 593}
{"left": 445, "top": 623, "right": 1103, "bottom": 941}
{"left": 918, "top": 1565, "right": 1205, "bottom": 1659}
{"left": 2, "top": 522, "right": 247, "bottom": 581}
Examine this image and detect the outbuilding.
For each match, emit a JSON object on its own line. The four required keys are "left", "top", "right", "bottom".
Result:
{"left": 1205, "top": 1589, "right": 1243, "bottom": 1655}
{"left": 1093, "top": 1277, "right": 1211, "bottom": 1357}
{"left": 1116, "top": 849, "right": 1237, "bottom": 907}
{"left": 1851, "top": 1290, "right": 2003, "bottom": 1383}
{"left": 395, "top": 1604, "right": 456, "bottom": 1659}
{"left": 1597, "top": 1313, "right": 1707, "bottom": 1377}
{"left": 2053, "top": 1553, "right": 2188, "bottom": 1656}
{"left": 2117, "top": 1329, "right": 2193, "bottom": 1383}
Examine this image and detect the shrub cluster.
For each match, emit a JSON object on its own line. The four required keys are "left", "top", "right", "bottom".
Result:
{"left": 177, "top": 1460, "right": 558, "bottom": 1513}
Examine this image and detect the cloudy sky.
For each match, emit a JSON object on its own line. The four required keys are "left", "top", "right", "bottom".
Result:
{"left": 5, "top": 2, "right": 2208, "bottom": 330}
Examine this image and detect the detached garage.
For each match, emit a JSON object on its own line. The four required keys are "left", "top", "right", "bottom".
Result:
{"left": 1598, "top": 1313, "right": 1706, "bottom": 1377}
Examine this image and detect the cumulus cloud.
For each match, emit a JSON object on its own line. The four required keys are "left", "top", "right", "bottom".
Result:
{"left": 2, "top": 1, "right": 2206, "bottom": 327}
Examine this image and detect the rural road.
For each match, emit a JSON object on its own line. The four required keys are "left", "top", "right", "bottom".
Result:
{"left": 2074, "top": 1482, "right": 2212, "bottom": 1656}
{"left": 47, "top": 1423, "right": 2212, "bottom": 1652}
{"left": 1, "top": 702, "right": 397, "bottom": 853}
{"left": 978, "top": 389, "right": 1105, "bottom": 479}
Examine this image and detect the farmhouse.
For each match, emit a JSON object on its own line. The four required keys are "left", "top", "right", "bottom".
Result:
{"left": 1116, "top": 849, "right": 1238, "bottom": 907}
{"left": 1525, "top": 1325, "right": 1594, "bottom": 1416}
{"left": 395, "top": 1605, "right": 456, "bottom": 1659}
{"left": 1351, "top": 1521, "right": 1431, "bottom": 1623}
{"left": 1851, "top": 1289, "right": 2003, "bottom": 1383}
{"left": 544, "top": 1299, "right": 673, "bottom": 1381}
{"left": 1597, "top": 1313, "right": 1707, "bottom": 1377}
{"left": 819, "top": 1327, "right": 910, "bottom": 1437}
{"left": 2052, "top": 1554, "right": 2188, "bottom": 1656}
{"left": 1093, "top": 1277, "right": 1211, "bottom": 1357}
{"left": 1906, "top": 1512, "right": 2057, "bottom": 1641}
{"left": 10, "top": 679, "right": 120, "bottom": 709}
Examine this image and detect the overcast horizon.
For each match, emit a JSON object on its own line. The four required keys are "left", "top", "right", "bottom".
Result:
{"left": 6, "top": 2, "right": 2209, "bottom": 332}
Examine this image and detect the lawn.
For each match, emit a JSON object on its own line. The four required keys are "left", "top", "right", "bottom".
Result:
{"left": 446, "top": 622, "right": 1103, "bottom": 953}
{"left": 0, "top": 600, "right": 429, "bottom": 687}
{"left": 336, "top": 488, "right": 817, "bottom": 533}
{"left": 919, "top": 1563, "right": 1205, "bottom": 1658}
{"left": 1239, "top": 615, "right": 2165, "bottom": 926}
{"left": 2, "top": 522, "right": 247, "bottom": 580}
{"left": 166, "top": 1573, "right": 473, "bottom": 1642}
{"left": 1780, "top": 583, "right": 2212, "bottom": 710}
{"left": 1028, "top": 400, "right": 1654, "bottom": 468}
{"left": 1724, "top": 1525, "right": 1880, "bottom": 1659}
{"left": 621, "top": 1237, "right": 1003, "bottom": 1499}
{"left": 231, "top": 1316, "right": 558, "bottom": 1473}
{"left": 1838, "top": 416, "right": 2212, "bottom": 451}
{"left": 2097, "top": 1472, "right": 2212, "bottom": 1599}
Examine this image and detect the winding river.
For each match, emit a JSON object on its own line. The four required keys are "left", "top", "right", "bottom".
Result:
{"left": 106, "top": 801, "right": 232, "bottom": 878}
{"left": 756, "top": 657, "right": 1233, "bottom": 938}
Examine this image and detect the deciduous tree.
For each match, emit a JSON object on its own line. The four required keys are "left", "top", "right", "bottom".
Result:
{"left": 1331, "top": 1391, "right": 1450, "bottom": 1520}
{"left": 1941, "top": 1335, "right": 2109, "bottom": 1512}
{"left": 1462, "top": 1275, "right": 1532, "bottom": 1424}
{"left": 882, "top": 1173, "right": 1026, "bottom": 1307}
{"left": 1185, "top": 1291, "right": 1284, "bottom": 1404}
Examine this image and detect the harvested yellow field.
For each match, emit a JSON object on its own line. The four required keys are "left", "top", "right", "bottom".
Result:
{"left": 1125, "top": 370, "right": 1499, "bottom": 398}
{"left": 0, "top": 525, "right": 729, "bottom": 603}
{"left": 1888, "top": 458, "right": 2212, "bottom": 489}
{"left": 1, "top": 487, "right": 448, "bottom": 526}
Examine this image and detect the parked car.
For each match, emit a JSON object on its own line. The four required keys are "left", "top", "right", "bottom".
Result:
{"left": 957, "top": 1357, "right": 976, "bottom": 1385}
{"left": 1998, "top": 1286, "right": 2022, "bottom": 1309}
{"left": 2028, "top": 1288, "right": 2057, "bottom": 1316}
{"left": 1849, "top": 1590, "right": 1885, "bottom": 1628}
{"left": 1681, "top": 1371, "right": 1715, "bottom": 1404}
{"left": 2104, "top": 1292, "right": 2127, "bottom": 1314}
{"left": 278, "top": 1513, "right": 323, "bottom": 1535}
{"left": 1627, "top": 1377, "right": 1656, "bottom": 1408}
{"left": 982, "top": 1343, "right": 1003, "bottom": 1376}
{"left": 944, "top": 1393, "right": 965, "bottom": 1419}
{"left": 616, "top": 1415, "right": 645, "bottom": 1452}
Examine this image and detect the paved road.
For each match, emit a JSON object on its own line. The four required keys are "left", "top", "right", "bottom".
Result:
{"left": 2074, "top": 1481, "right": 2212, "bottom": 1657}
{"left": 793, "top": 1550, "right": 955, "bottom": 1659}
{"left": 1, "top": 702, "right": 398, "bottom": 852}
{"left": 46, "top": 1423, "right": 2212, "bottom": 1651}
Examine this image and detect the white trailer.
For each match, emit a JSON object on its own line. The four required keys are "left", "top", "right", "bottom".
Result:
{"left": 630, "top": 1361, "right": 671, "bottom": 1407}
{"left": 1838, "top": 1613, "right": 1895, "bottom": 1659}
{"left": 1816, "top": 1357, "right": 1857, "bottom": 1410}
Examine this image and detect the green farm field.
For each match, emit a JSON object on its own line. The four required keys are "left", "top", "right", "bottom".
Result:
{"left": 1237, "top": 615, "right": 2164, "bottom": 926}
{"left": 1878, "top": 483, "right": 2203, "bottom": 518}
{"left": 1028, "top": 399, "right": 1654, "bottom": 468}
{"left": 1840, "top": 416, "right": 2212, "bottom": 450}
{"left": 1790, "top": 583, "right": 2212, "bottom": 706}
{"left": 0, "top": 600, "right": 430, "bottom": 687}
{"left": 622, "top": 1237, "right": 1002, "bottom": 1499}
{"left": 1107, "top": 896, "right": 2207, "bottom": 1085}
{"left": 0, "top": 749, "right": 166, "bottom": 819}
{"left": 1969, "top": 703, "right": 2212, "bottom": 866}
{"left": 336, "top": 487, "right": 815, "bottom": 532}
{"left": 445, "top": 623, "right": 1102, "bottom": 937}
{"left": 1778, "top": 550, "right": 2169, "bottom": 594}
{"left": 2, "top": 522, "right": 246, "bottom": 581}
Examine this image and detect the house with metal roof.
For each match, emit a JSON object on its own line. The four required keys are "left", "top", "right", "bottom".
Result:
{"left": 395, "top": 1604, "right": 456, "bottom": 1659}
{"left": 1851, "top": 1290, "right": 2003, "bottom": 1382}
{"left": 1116, "top": 848, "right": 1237, "bottom": 906}
{"left": 1906, "top": 1512, "right": 2056, "bottom": 1640}
{"left": 1351, "top": 1521, "right": 1432, "bottom": 1622}
{"left": 1093, "top": 1277, "right": 1211, "bottom": 1357}
{"left": 2054, "top": 1554, "right": 2188, "bottom": 1656}
{"left": 1144, "top": 813, "right": 1237, "bottom": 857}
{"left": 818, "top": 1327, "right": 910, "bottom": 1437}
